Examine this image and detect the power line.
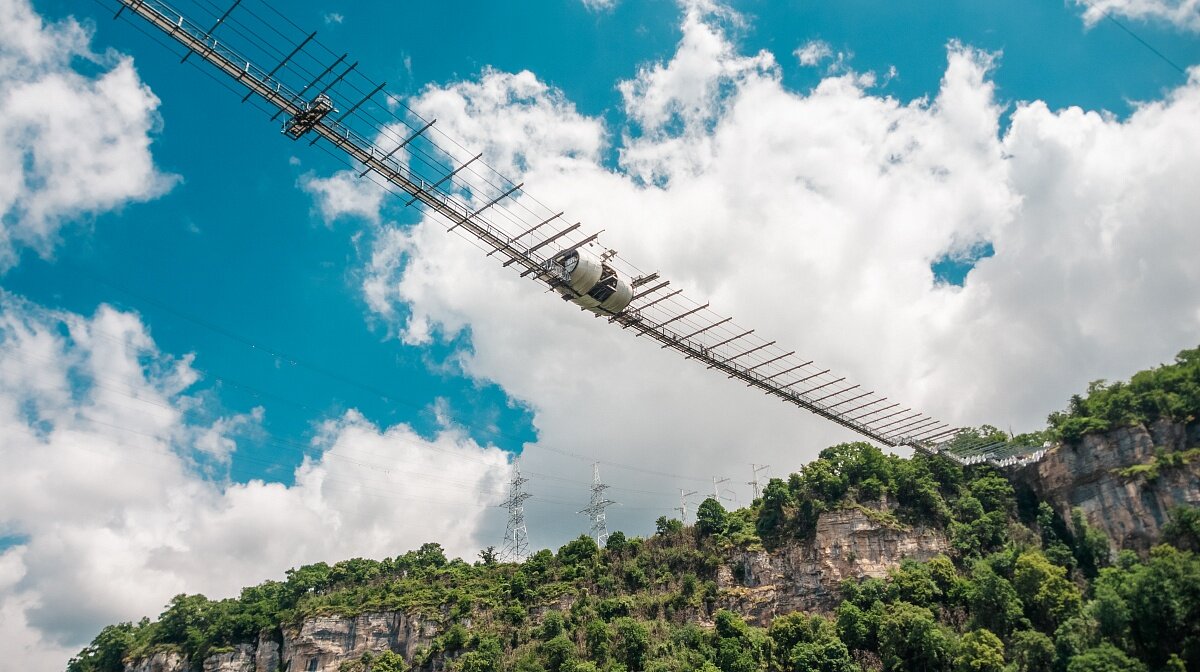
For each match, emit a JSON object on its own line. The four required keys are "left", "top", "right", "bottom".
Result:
{"left": 95, "top": 0, "right": 1046, "bottom": 468}
{"left": 1105, "top": 13, "right": 1189, "bottom": 76}
{"left": 57, "top": 261, "right": 719, "bottom": 485}
{"left": 103, "top": 0, "right": 956, "bottom": 449}
{"left": 2, "top": 346, "right": 682, "bottom": 514}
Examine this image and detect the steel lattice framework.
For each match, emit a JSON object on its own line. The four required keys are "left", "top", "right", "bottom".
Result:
{"left": 109, "top": 0, "right": 1044, "bottom": 468}
{"left": 501, "top": 462, "right": 532, "bottom": 563}
{"left": 579, "top": 464, "right": 616, "bottom": 546}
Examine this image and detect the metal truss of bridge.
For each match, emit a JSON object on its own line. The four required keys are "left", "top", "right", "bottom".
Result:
{"left": 110, "top": 0, "right": 1045, "bottom": 468}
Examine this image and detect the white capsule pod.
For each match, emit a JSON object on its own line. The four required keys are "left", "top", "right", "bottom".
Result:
{"left": 556, "top": 251, "right": 634, "bottom": 315}
{"left": 595, "top": 274, "right": 633, "bottom": 314}
{"left": 561, "top": 251, "right": 602, "bottom": 294}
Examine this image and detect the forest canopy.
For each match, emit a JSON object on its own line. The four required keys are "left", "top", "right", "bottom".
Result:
{"left": 68, "top": 348, "right": 1200, "bottom": 672}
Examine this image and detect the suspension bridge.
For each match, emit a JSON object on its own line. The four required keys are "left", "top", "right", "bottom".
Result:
{"left": 104, "top": 0, "right": 1046, "bottom": 471}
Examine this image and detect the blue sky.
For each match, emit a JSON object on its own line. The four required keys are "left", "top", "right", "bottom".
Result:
{"left": 4, "top": 0, "right": 1200, "bottom": 665}
{"left": 12, "top": 0, "right": 1195, "bottom": 488}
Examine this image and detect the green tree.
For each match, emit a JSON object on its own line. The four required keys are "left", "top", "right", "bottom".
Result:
{"left": 285, "top": 562, "right": 332, "bottom": 597}
{"left": 1069, "top": 509, "right": 1110, "bottom": 577}
{"left": 888, "top": 560, "right": 942, "bottom": 610}
{"left": 696, "top": 498, "right": 729, "bottom": 537}
{"left": 458, "top": 637, "right": 503, "bottom": 672}
{"left": 1013, "top": 552, "right": 1081, "bottom": 634}
{"left": 540, "top": 612, "right": 566, "bottom": 640}
{"left": 655, "top": 516, "right": 684, "bottom": 536}
{"left": 756, "top": 478, "right": 794, "bottom": 540}
{"left": 1053, "top": 614, "right": 1099, "bottom": 672}
{"left": 967, "top": 562, "right": 1026, "bottom": 638}
{"left": 1065, "top": 643, "right": 1147, "bottom": 672}
{"left": 414, "top": 542, "right": 448, "bottom": 568}
{"left": 1088, "top": 581, "right": 1130, "bottom": 647}
{"left": 835, "top": 601, "right": 880, "bottom": 653}
{"left": 954, "top": 630, "right": 1004, "bottom": 672}
{"left": 1163, "top": 506, "right": 1200, "bottom": 552}
{"left": 926, "top": 556, "right": 963, "bottom": 606}
{"left": 153, "top": 593, "right": 214, "bottom": 661}
{"left": 878, "top": 602, "right": 954, "bottom": 672}
{"left": 585, "top": 619, "right": 611, "bottom": 662}
{"left": 713, "top": 610, "right": 764, "bottom": 672}
{"left": 613, "top": 617, "right": 650, "bottom": 671}
{"left": 893, "top": 461, "right": 950, "bottom": 527}
{"left": 968, "top": 473, "right": 1016, "bottom": 514}
{"left": 558, "top": 535, "right": 600, "bottom": 567}
{"left": 769, "top": 612, "right": 857, "bottom": 672}
{"left": 524, "top": 549, "right": 555, "bottom": 578}
{"left": 1047, "top": 346, "right": 1200, "bottom": 442}
{"left": 787, "top": 639, "right": 857, "bottom": 672}
{"left": 606, "top": 531, "right": 629, "bottom": 554}
{"left": 540, "top": 635, "right": 576, "bottom": 672}
{"left": 1008, "top": 630, "right": 1054, "bottom": 672}
{"left": 1118, "top": 545, "right": 1200, "bottom": 669}
{"left": 372, "top": 651, "right": 409, "bottom": 672}
{"left": 67, "top": 622, "right": 138, "bottom": 672}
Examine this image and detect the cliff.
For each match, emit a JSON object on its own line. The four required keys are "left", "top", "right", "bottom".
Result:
{"left": 279, "top": 612, "right": 436, "bottom": 672}
{"left": 1016, "top": 419, "right": 1200, "bottom": 551}
{"left": 121, "top": 506, "right": 945, "bottom": 672}
{"left": 119, "top": 615, "right": 437, "bottom": 672}
{"left": 716, "top": 505, "right": 948, "bottom": 624}
{"left": 83, "top": 347, "right": 1200, "bottom": 672}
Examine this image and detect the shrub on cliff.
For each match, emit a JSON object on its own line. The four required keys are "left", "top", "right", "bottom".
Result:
{"left": 696, "top": 498, "right": 729, "bottom": 537}
{"left": 1048, "top": 345, "right": 1200, "bottom": 442}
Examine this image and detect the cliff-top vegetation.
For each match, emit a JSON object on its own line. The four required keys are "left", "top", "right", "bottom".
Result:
{"left": 68, "top": 347, "right": 1200, "bottom": 672}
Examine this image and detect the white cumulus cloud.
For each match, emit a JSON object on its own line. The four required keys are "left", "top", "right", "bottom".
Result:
{"left": 300, "top": 169, "right": 387, "bottom": 224}
{"left": 795, "top": 39, "right": 833, "bottom": 66}
{"left": 0, "top": 293, "right": 512, "bottom": 670}
{"left": 343, "top": 2, "right": 1200, "bottom": 549}
{"left": 581, "top": 0, "right": 618, "bottom": 12}
{"left": 1076, "top": 0, "right": 1200, "bottom": 31}
{"left": 0, "top": 2, "right": 515, "bottom": 669}
{"left": 0, "top": 0, "right": 177, "bottom": 272}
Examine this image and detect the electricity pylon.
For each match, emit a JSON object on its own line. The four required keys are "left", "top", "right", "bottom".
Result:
{"left": 578, "top": 463, "right": 616, "bottom": 546}
{"left": 501, "top": 461, "right": 532, "bottom": 562}
{"left": 748, "top": 463, "right": 770, "bottom": 499}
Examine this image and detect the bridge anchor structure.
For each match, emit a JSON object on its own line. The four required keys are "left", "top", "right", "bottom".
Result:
{"left": 109, "top": 0, "right": 1046, "bottom": 469}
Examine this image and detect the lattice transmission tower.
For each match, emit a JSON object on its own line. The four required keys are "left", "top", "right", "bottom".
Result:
{"left": 578, "top": 463, "right": 616, "bottom": 546}
{"left": 712, "top": 476, "right": 730, "bottom": 501}
{"left": 747, "top": 463, "right": 770, "bottom": 499}
{"left": 675, "top": 489, "right": 699, "bottom": 524}
{"left": 501, "top": 461, "right": 532, "bottom": 563}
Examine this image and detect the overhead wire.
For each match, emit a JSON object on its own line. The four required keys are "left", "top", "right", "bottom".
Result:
{"left": 1104, "top": 13, "right": 1189, "bottom": 76}
{"left": 12, "top": 299, "right": 708, "bottom": 503}
{"left": 166, "top": 3, "right": 906, "bottom": 445}
{"left": 96, "top": 0, "right": 987, "bottom": 454}
{"left": 150, "top": 3, "right": 902, "bottom": 441}
{"left": 163, "top": 0, "right": 807, "bottom": 379}
{"left": 1, "top": 341, "right": 678, "bottom": 511}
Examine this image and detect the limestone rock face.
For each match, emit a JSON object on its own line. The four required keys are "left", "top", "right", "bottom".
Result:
{"left": 124, "top": 652, "right": 187, "bottom": 672}
{"left": 1017, "top": 419, "right": 1200, "bottom": 551}
{"left": 717, "top": 505, "right": 949, "bottom": 623}
{"left": 254, "top": 630, "right": 280, "bottom": 672}
{"left": 124, "top": 613, "right": 435, "bottom": 672}
{"left": 280, "top": 612, "right": 436, "bottom": 672}
{"left": 202, "top": 644, "right": 255, "bottom": 672}
{"left": 120, "top": 421, "right": 1200, "bottom": 671}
